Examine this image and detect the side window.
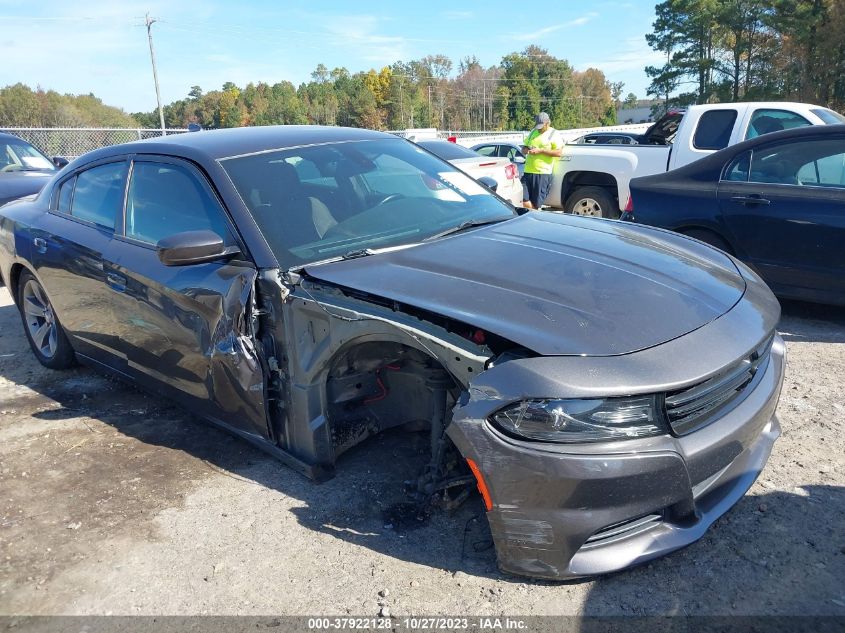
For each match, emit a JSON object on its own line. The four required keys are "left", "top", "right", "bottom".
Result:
{"left": 71, "top": 162, "right": 128, "bottom": 229}
{"left": 693, "top": 110, "right": 737, "bottom": 150}
{"left": 56, "top": 176, "right": 75, "bottom": 214}
{"left": 125, "top": 161, "right": 229, "bottom": 245}
{"left": 505, "top": 147, "right": 521, "bottom": 161}
{"left": 746, "top": 109, "right": 812, "bottom": 140}
{"left": 795, "top": 139, "right": 845, "bottom": 187}
{"left": 474, "top": 145, "right": 496, "bottom": 157}
{"left": 723, "top": 150, "right": 751, "bottom": 182}
{"left": 749, "top": 142, "right": 802, "bottom": 185}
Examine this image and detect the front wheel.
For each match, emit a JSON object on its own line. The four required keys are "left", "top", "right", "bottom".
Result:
{"left": 17, "top": 271, "right": 76, "bottom": 369}
{"left": 564, "top": 187, "right": 617, "bottom": 219}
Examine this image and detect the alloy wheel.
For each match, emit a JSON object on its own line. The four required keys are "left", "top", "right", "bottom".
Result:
{"left": 572, "top": 197, "right": 604, "bottom": 217}
{"left": 22, "top": 279, "right": 58, "bottom": 359}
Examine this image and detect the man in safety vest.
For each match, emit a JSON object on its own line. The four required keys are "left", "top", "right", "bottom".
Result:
{"left": 520, "top": 112, "right": 563, "bottom": 209}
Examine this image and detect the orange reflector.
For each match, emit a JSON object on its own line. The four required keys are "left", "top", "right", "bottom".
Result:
{"left": 465, "top": 457, "right": 493, "bottom": 512}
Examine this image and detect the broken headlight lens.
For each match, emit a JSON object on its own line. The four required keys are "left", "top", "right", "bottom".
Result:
{"left": 490, "top": 395, "right": 665, "bottom": 443}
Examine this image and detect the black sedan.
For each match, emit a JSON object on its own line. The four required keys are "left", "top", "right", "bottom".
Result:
{"left": 625, "top": 124, "right": 845, "bottom": 306}
{"left": 0, "top": 132, "right": 67, "bottom": 206}
{"left": 0, "top": 126, "right": 784, "bottom": 579}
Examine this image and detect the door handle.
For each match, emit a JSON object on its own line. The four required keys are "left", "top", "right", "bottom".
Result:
{"left": 33, "top": 237, "right": 47, "bottom": 253}
{"left": 731, "top": 195, "right": 770, "bottom": 206}
{"left": 106, "top": 272, "right": 127, "bottom": 292}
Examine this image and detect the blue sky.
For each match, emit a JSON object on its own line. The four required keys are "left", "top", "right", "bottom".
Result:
{"left": 1, "top": 0, "right": 662, "bottom": 115}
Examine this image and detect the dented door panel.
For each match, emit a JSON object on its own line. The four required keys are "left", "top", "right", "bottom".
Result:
{"left": 107, "top": 243, "right": 269, "bottom": 439}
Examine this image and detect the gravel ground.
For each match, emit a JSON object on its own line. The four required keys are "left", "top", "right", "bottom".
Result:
{"left": 0, "top": 286, "right": 843, "bottom": 617}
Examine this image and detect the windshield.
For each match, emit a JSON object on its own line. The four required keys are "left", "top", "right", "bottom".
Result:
{"left": 1, "top": 137, "right": 55, "bottom": 172}
{"left": 221, "top": 137, "right": 516, "bottom": 269}
{"left": 811, "top": 108, "right": 845, "bottom": 125}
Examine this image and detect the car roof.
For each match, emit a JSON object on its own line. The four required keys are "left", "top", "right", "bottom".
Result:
{"left": 649, "top": 123, "right": 845, "bottom": 181}
{"left": 721, "top": 122, "right": 845, "bottom": 153}
{"left": 76, "top": 125, "right": 396, "bottom": 164}
{"left": 0, "top": 131, "right": 27, "bottom": 142}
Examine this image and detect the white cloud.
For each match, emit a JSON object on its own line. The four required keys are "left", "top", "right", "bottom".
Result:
{"left": 578, "top": 36, "right": 664, "bottom": 74}
{"left": 514, "top": 12, "right": 598, "bottom": 41}
{"left": 442, "top": 10, "right": 474, "bottom": 19}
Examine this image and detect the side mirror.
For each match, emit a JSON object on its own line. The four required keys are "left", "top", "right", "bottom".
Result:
{"left": 512, "top": 155, "right": 526, "bottom": 164}
{"left": 156, "top": 230, "right": 238, "bottom": 266}
{"left": 52, "top": 156, "right": 69, "bottom": 169}
{"left": 477, "top": 176, "right": 499, "bottom": 192}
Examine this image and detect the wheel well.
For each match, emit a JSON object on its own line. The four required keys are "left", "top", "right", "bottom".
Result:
{"left": 324, "top": 340, "right": 473, "bottom": 503}
{"left": 676, "top": 226, "right": 735, "bottom": 255}
{"left": 8, "top": 263, "right": 26, "bottom": 302}
{"left": 325, "top": 341, "right": 460, "bottom": 458}
{"left": 561, "top": 171, "right": 618, "bottom": 203}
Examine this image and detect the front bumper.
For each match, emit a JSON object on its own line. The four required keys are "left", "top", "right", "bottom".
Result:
{"left": 448, "top": 334, "right": 785, "bottom": 580}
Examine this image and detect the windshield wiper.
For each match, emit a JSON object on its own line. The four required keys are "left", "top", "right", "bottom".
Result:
{"left": 425, "top": 216, "right": 513, "bottom": 241}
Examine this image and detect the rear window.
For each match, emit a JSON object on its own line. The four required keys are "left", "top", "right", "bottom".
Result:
{"left": 70, "top": 162, "right": 128, "bottom": 229}
{"left": 473, "top": 145, "right": 497, "bottom": 157}
{"left": 693, "top": 110, "right": 737, "bottom": 150}
{"left": 417, "top": 141, "right": 479, "bottom": 161}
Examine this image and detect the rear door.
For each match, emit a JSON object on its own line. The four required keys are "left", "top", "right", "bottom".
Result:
{"left": 105, "top": 156, "right": 269, "bottom": 440}
{"left": 717, "top": 135, "right": 845, "bottom": 298}
{"left": 31, "top": 159, "right": 129, "bottom": 368}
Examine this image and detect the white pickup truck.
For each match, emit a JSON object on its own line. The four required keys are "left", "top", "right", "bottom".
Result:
{"left": 543, "top": 101, "right": 845, "bottom": 217}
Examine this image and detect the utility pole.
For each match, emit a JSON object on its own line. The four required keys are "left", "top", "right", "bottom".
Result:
{"left": 399, "top": 77, "right": 404, "bottom": 128}
{"left": 428, "top": 85, "right": 432, "bottom": 127}
{"left": 483, "top": 80, "right": 488, "bottom": 130}
{"left": 145, "top": 13, "right": 166, "bottom": 136}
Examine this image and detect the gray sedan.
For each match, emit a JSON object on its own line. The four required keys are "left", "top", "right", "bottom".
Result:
{"left": 0, "top": 132, "right": 67, "bottom": 207}
{"left": 0, "top": 126, "right": 783, "bottom": 579}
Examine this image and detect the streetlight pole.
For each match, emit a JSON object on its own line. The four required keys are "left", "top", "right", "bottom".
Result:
{"left": 145, "top": 13, "right": 166, "bottom": 136}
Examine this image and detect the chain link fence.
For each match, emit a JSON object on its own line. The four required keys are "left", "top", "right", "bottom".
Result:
{"left": 0, "top": 128, "right": 188, "bottom": 159}
{"left": 5, "top": 123, "right": 651, "bottom": 159}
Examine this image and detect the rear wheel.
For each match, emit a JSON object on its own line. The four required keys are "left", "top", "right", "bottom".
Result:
{"left": 565, "top": 186, "right": 617, "bottom": 219}
{"left": 17, "top": 271, "right": 75, "bottom": 369}
{"left": 681, "top": 229, "right": 733, "bottom": 255}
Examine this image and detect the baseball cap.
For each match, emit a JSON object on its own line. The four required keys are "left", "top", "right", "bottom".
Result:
{"left": 534, "top": 112, "right": 551, "bottom": 129}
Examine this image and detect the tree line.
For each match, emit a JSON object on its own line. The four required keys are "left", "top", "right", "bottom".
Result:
{"left": 646, "top": 0, "right": 845, "bottom": 111}
{"left": 0, "top": 83, "right": 138, "bottom": 128}
{"left": 0, "top": 47, "right": 616, "bottom": 132}
{"left": 129, "top": 47, "right": 616, "bottom": 132}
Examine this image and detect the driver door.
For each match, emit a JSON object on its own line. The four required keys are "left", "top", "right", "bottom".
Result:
{"left": 105, "top": 156, "right": 270, "bottom": 440}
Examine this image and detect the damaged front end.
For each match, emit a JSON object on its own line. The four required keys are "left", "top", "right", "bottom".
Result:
{"left": 252, "top": 268, "right": 519, "bottom": 511}
{"left": 252, "top": 256, "right": 783, "bottom": 581}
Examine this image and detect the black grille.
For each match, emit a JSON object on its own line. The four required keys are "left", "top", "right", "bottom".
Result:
{"left": 664, "top": 336, "right": 773, "bottom": 436}
{"left": 583, "top": 513, "right": 663, "bottom": 546}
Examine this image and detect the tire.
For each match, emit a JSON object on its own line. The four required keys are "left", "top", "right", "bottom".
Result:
{"left": 681, "top": 229, "right": 733, "bottom": 255}
{"left": 564, "top": 186, "right": 618, "bottom": 219}
{"left": 16, "top": 270, "right": 76, "bottom": 369}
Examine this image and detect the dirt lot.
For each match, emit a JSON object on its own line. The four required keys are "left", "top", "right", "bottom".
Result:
{"left": 0, "top": 285, "right": 843, "bottom": 617}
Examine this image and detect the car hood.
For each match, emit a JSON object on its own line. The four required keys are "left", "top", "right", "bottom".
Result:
{"left": 0, "top": 171, "right": 53, "bottom": 207}
{"left": 304, "top": 213, "right": 746, "bottom": 356}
